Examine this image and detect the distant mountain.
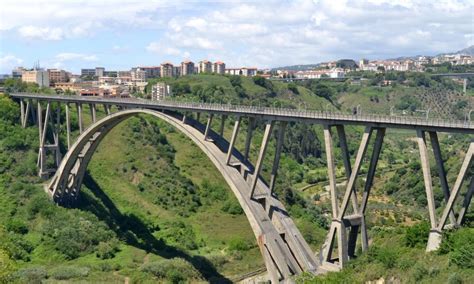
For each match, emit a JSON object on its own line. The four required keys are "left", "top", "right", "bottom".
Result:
{"left": 271, "top": 63, "right": 321, "bottom": 71}
{"left": 451, "top": 45, "right": 474, "bottom": 55}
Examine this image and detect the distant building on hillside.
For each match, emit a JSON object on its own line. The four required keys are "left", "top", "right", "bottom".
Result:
{"left": 160, "top": 62, "right": 174, "bottom": 77}
{"left": 198, "top": 60, "right": 212, "bottom": 73}
{"left": 212, "top": 61, "right": 225, "bottom": 74}
{"left": 181, "top": 61, "right": 195, "bottom": 76}
{"left": 135, "top": 66, "right": 161, "bottom": 79}
{"left": 12, "top": 67, "right": 25, "bottom": 78}
{"left": 47, "top": 69, "right": 69, "bottom": 85}
{"left": 22, "top": 69, "right": 49, "bottom": 87}
{"left": 151, "top": 82, "right": 171, "bottom": 101}
{"left": 95, "top": 67, "right": 105, "bottom": 77}
{"left": 225, "top": 67, "right": 258, "bottom": 77}
{"left": 81, "top": 69, "right": 96, "bottom": 77}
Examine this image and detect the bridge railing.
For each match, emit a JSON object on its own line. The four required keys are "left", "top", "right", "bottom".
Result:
{"left": 9, "top": 93, "right": 474, "bottom": 130}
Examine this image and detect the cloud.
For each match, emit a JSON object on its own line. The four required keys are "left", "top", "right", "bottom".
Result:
{"left": 0, "top": 55, "right": 24, "bottom": 71}
{"left": 55, "top": 53, "right": 98, "bottom": 62}
{"left": 18, "top": 25, "right": 64, "bottom": 40}
{"left": 1, "top": 0, "right": 472, "bottom": 68}
{"left": 146, "top": 42, "right": 191, "bottom": 58}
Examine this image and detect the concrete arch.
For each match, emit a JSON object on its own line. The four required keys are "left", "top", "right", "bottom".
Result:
{"left": 46, "top": 109, "right": 320, "bottom": 282}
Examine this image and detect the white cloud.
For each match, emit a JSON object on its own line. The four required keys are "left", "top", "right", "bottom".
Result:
{"left": 18, "top": 25, "right": 64, "bottom": 40}
{"left": 55, "top": 53, "right": 98, "bottom": 62}
{"left": 0, "top": 55, "right": 23, "bottom": 71}
{"left": 1, "top": 0, "right": 472, "bottom": 68}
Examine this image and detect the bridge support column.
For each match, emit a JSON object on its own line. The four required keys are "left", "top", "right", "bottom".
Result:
{"left": 219, "top": 115, "right": 226, "bottom": 137}
{"left": 250, "top": 121, "right": 274, "bottom": 198}
{"left": 226, "top": 116, "right": 241, "bottom": 165}
{"left": 269, "top": 121, "right": 287, "bottom": 194}
{"left": 65, "top": 103, "right": 71, "bottom": 149}
{"left": 90, "top": 104, "right": 96, "bottom": 123}
{"left": 204, "top": 114, "right": 213, "bottom": 141}
{"left": 244, "top": 117, "right": 255, "bottom": 161}
{"left": 321, "top": 126, "right": 385, "bottom": 270}
{"left": 416, "top": 130, "right": 474, "bottom": 251}
{"left": 77, "top": 103, "right": 83, "bottom": 134}
{"left": 20, "top": 99, "right": 30, "bottom": 128}
{"left": 36, "top": 102, "right": 61, "bottom": 178}
{"left": 104, "top": 104, "right": 111, "bottom": 115}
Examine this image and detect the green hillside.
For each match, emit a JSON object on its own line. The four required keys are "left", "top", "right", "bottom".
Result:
{"left": 0, "top": 74, "right": 473, "bottom": 283}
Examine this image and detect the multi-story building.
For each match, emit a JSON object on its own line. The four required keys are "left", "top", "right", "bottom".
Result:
{"left": 80, "top": 88, "right": 111, "bottom": 97}
{"left": 181, "top": 60, "right": 195, "bottom": 76}
{"left": 173, "top": 66, "right": 181, "bottom": 77}
{"left": 81, "top": 69, "right": 96, "bottom": 77}
{"left": 131, "top": 69, "right": 146, "bottom": 82}
{"left": 95, "top": 67, "right": 105, "bottom": 77}
{"left": 134, "top": 66, "right": 161, "bottom": 79}
{"left": 151, "top": 82, "right": 171, "bottom": 101}
{"left": 198, "top": 60, "right": 212, "bottom": 73}
{"left": 212, "top": 61, "right": 225, "bottom": 74}
{"left": 22, "top": 69, "right": 50, "bottom": 87}
{"left": 12, "top": 67, "right": 25, "bottom": 78}
{"left": 104, "top": 70, "right": 118, "bottom": 77}
{"left": 160, "top": 62, "right": 174, "bottom": 77}
{"left": 118, "top": 71, "right": 131, "bottom": 78}
{"left": 47, "top": 69, "right": 68, "bottom": 85}
{"left": 225, "top": 67, "right": 258, "bottom": 77}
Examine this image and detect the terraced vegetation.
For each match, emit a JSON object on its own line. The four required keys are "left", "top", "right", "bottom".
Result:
{"left": 0, "top": 72, "right": 473, "bottom": 283}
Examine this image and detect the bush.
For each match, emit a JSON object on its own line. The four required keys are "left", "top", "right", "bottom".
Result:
{"left": 50, "top": 266, "right": 90, "bottom": 280}
{"left": 448, "top": 272, "right": 463, "bottom": 284}
{"left": 141, "top": 258, "right": 202, "bottom": 281}
{"left": 221, "top": 199, "right": 243, "bottom": 215}
{"left": 5, "top": 219, "right": 28, "bottom": 235}
{"left": 228, "top": 238, "right": 251, "bottom": 252}
{"left": 439, "top": 228, "right": 474, "bottom": 268}
{"left": 96, "top": 239, "right": 120, "bottom": 259}
{"left": 404, "top": 222, "right": 429, "bottom": 247}
{"left": 14, "top": 267, "right": 47, "bottom": 283}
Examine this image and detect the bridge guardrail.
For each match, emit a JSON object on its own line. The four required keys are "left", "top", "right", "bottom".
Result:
{"left": 8, "top": 93, "right": 474, "bottom": 130}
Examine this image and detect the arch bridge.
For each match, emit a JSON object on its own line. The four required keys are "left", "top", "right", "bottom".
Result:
{"left": 9, "top": 93, "right": 474, "bottom": 282}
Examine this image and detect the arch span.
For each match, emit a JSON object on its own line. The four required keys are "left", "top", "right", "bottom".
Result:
{"left": 46, "top": 109, "right": 320, "bottom": 282}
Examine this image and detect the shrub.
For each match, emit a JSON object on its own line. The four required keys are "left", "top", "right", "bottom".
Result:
{"left": 96, "top": 239, "right": 120, "bottom": 259}
{"left": 412, "top": 264, "right": 428, "bottom": 281}
{"left": 221, "top": 199, "right": 243, "bottom": 215}
{"left": 448, "top": 272, "right": 463, "bottom": 284}
{"left": 5, "top": 219, "right": 28, "bottom": 235}
{"left": 140, "top": 258, "right": 202, "bottom": 281}
{"left": 14, "top": 267, "right": 47, "bottom": 283}
{"left": 404, "top": 222, "right": 429, "bottom": 248}
{"left": 228, "top": 238, "right": 251, "bottom": 252}
{"left": 50, "top": 266, "right": 90, "bottom": 280}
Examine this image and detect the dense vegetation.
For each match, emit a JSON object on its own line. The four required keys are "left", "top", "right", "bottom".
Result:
{"left": 0, "top": 72, "right": 473, "bottom": 282}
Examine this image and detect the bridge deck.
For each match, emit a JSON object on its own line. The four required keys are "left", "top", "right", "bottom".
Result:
{"left": 10, "top": 93, "right": 474, "bottom": 134}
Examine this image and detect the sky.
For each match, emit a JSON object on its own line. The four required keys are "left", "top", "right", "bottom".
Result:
{"left": 0, "top": 0, "right": 473, "bottom": 74}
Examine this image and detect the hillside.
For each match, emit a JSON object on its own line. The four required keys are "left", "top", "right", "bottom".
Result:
{"left": 0, "top": 74, "right": 473, "bottom": 283}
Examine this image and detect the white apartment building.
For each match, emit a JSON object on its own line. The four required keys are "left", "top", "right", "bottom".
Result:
{"left": 198, "top": 60, "right": 212, "bottom": 73}
{"left": 151, "top": 82, "right": 171, "bottom": 101}
{"left": 225, "top": 67, "right": 258, "bottom": 77}
{"left": 181, "top": 61, "right": 195, "bottom": 76}
{"left": 212, "top": 61, "right": 226, "bottom": 74}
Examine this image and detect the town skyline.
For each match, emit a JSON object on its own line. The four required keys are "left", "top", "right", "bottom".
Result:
{"left": 1, "top": 0, "right": 472, "bottom": 74}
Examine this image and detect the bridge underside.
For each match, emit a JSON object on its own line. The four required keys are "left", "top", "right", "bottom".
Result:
{"left": 15, "top": 97, "right": 474, "bottom": 281}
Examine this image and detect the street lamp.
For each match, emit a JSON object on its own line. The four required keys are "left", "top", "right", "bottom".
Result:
{"left": 426, "top": 108, "right": 431, "bottom": 120}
